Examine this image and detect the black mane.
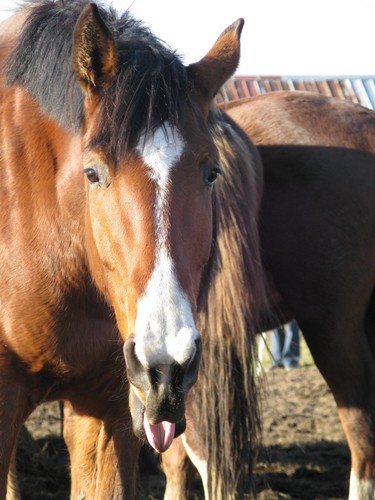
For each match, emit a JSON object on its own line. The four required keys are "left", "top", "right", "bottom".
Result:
{"left": 6, "top": 0, "right": 192, "bottom": 162}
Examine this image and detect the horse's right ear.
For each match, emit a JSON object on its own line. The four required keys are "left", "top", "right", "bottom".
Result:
{"left": 187, "top": 19, "right": 244, "bottom": 103}
{"left": 72, "top": 3, "right": 118, "bottom": 94}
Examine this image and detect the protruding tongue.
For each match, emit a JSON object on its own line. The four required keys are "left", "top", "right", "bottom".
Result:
{"left": 143, "top": 412, "right": 175, "bottom": 453}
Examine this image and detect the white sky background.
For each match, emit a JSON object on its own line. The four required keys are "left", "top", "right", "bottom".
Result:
{"left": 0, "top": 0, "right": 374, "bottom": 76}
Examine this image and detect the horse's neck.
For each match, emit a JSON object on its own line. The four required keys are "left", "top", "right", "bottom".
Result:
{"left": 0, "top": 86, "right": 87, "bottom": 292}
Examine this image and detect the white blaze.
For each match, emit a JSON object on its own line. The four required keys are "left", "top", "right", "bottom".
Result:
{"left": 134, "top": 124, "right": 199, "bottom": 368}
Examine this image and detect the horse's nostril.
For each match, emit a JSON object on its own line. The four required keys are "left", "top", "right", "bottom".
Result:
{"left": 124, "top": 337, "right": 138, "bottom": 370}
{"left": 124, "top": 337, "right": 149, "bottom": 390}
{"left": 195, "top": 336, "right": 202, "bottom": 357}
{"left": 183, "top": 336, "right": 202, "bottom": 390}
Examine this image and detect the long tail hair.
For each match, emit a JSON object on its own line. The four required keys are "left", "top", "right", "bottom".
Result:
{"left": 195, "top": 108, "right": 269, "bottom": 499}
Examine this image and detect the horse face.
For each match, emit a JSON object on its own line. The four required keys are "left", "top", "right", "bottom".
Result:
{"left": 73, "top": 3, "right": 243, "bottom": 452}
{"left": 82, "top": 111, "right": 217, "bottom": 450}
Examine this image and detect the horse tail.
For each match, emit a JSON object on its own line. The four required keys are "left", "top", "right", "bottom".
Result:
{"left": 195, "top": 109, "right": 269, "bottom": 499}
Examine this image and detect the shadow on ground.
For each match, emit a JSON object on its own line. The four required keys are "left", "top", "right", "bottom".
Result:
{"left": 17, "top": 426, "right": 350, "bottom": 499}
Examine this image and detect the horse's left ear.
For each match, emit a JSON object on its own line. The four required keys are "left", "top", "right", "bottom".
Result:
{"left": 72, "top": 3, "right": 118, "bottom": 94}
{"left": 187, "top": 19, "right": 244, "bottom": 102}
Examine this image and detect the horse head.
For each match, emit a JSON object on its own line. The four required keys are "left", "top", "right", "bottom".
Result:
{"left": 72, "top": 3, "right": 243, "bottom": 453}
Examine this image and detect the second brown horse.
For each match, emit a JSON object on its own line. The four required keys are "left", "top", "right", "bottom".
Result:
{"left": 162, "top": 91, "right": 375, "bottom": 500}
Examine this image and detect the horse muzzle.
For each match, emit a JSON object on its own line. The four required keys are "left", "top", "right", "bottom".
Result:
{"left": 124, "top": 336, "right": 202, "bottom": 453}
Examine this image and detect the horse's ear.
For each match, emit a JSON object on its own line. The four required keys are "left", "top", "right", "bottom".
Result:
{"left": 187, "top": 19, "right": 244, "bottom": 102}
{"left": 72, "top": 3, "right": 117, "bottom": 94}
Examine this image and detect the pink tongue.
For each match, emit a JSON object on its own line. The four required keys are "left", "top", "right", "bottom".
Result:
{"left": 143, "top": 412, "right": 176, "bottom": 453}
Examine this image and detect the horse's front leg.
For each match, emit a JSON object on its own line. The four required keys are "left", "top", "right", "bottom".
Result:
{"left": 161, "top": 400, "right": 211, "bottom": 500}
{"left": 64, "top": 401, "right": 142, "bottom": 499}
{"left": 0, "top": 355, "right": 32, "bottom": 500}
{"left": 161, "top": 436, "right": 198, "bottom": 500}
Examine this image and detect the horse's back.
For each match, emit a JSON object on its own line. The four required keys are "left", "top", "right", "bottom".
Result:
{"left": 225, "top": 91, "right": 375, "bottom": 152}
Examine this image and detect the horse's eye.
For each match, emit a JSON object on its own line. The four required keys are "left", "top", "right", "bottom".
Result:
{"left": 84, "top": 167, "right": 101, "bottom": 185}
{"left": 204, "top": 165, "right": 221, "bottom": 187}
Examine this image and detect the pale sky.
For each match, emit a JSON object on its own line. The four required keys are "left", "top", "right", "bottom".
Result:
{"left": 1, "top": 0, "right": 374, "bottom": 76}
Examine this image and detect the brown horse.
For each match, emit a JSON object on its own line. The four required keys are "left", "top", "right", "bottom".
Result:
{"left": 162, "top": 91, "right": 375, "bottom": 499}
{"left": 0, "top": 1, "right": 267, "bottom": 498}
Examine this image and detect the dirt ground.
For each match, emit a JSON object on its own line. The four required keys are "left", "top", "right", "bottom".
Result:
{"left": 16, "top": 364, "right": 350, "bottom": 499}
